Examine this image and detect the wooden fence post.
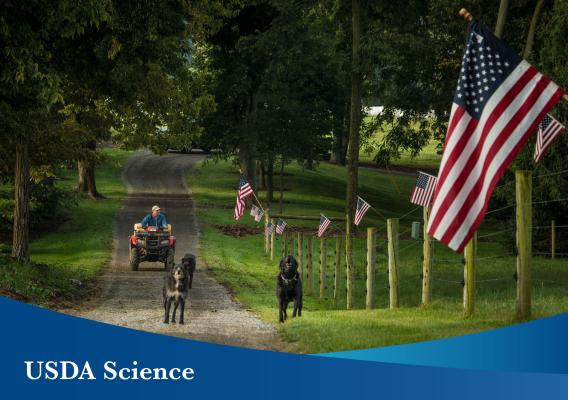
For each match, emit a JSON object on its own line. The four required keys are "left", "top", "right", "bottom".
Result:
{"left": 283, "top": 231, "right": 289, "bottom": 257}
{"left": 516, "top": 170, "right": 532, "bottom": 320}
{"left": 264, "top": 210, "right": 270, "bottom": 255}
{"left": 307, "top": 236, "right": 314, "bottom": 295}
{"left": 422, "top": 207, "right": 433, "bottom": 307}
{"left": 334, "top": 236, "right": 342, "bottom": 308}
{"left": 297, "top": 232, "right": 304, "bottom": 281}
{"left": 463, "top": 233, "right": 477, "bottom": 318}
{"left": 291, "top": 234, "right": 296, "bottom": 258}
{"left": 551, "top": 220, "right": 556, "bottom": 259}
{"left": 387, "top": 218, "right": 400, "bottom": 309}
{"left": 270, "top": 218, "right": 275, "bottom": 261}
{"left": 366, "top": 227, "right": 377, "bottom": 309}
{"left": 319, "top": 237, "right": 327, "bottom": 301}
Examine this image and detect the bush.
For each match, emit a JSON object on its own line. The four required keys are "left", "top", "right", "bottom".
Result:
{"left": 29, "top": 177, "right": 78, "bottom": 230}
{"left": 0, "top": 177, "right": 78, "bottom": 237}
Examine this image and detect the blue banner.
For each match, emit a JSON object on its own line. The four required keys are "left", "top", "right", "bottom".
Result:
{"left": 1, "top": 297, "right": 567, "bottom": 399}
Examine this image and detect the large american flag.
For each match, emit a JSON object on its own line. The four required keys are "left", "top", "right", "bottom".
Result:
{"left": 275, "top": 219, "right": 287, "bottom": 235}
{"left": 233, "top": 175, "right": 254, "bottom": 220}
{"left": 410, "top": 172, "right": 437, "bottom": 208}
{"left": 427, "top": 21, "right": 564, "bottom": 252}
{"left": 534, "top": 114, "right": 565, "bottom": 162}
{"left": 318, "top": 214, "right": 331, "bottom": 237}
{"left": 354, "top": 196, "right": 371, "bottom": 226}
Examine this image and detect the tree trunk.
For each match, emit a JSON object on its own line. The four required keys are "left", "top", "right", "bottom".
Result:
{"left": 523, "top": 0, "right": 547, "bottom": 60}
{"left": 331, "top": 102, "right": 349, "bottom": 165}
{"left": 279, "top": 156, "right": 284, "bottom": 214}
{"left": 12, "top": 134, "right": 30, "bottom": 262}
{"left": 266, "top": 154, "right": 274, "bottom": 204}
{"left": 494, "top": 0, "right": 510, "bottom": 39}
{"left": 78, "top": 141, "right": 104, "bottom": 199}
{"left": 239, "top": 91, "right": 258, "bottom": 189}
{"left": 345, "top": 0, "right": 362, "bottom": 310}
{"left": 260, "top": 160, "right": 267, "bottom": 190}
{"left": 238, "top": 142, "right": 257, "bottom": 189}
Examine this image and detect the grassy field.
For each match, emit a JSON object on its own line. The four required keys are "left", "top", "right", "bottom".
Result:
{"left": 0, "top": 148, "right": 132, "bottom": 305}
{"left": 190, "top": 159, "right": 568, "bottom": 353}
{"left": 359, "top": 117, "right": 443, "bottom": 169}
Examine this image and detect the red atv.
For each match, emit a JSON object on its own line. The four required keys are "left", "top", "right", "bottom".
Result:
{"left": 129, "top": 224, "right": 176, "bottom": 271}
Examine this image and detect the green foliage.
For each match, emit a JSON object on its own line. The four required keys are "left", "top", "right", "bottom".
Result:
{"left": 492, "top": 0, "right": 568, "bottom": 232}
{"left": 0, "top": 148, "right": 130, "bottom": 305}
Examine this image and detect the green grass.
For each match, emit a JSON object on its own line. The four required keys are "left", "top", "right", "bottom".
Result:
{"left": 359, "top": 117, "right": 442, "bottom": 169}
{"left": 0, "top": 148, "right": 133, "bottom": 305}
{"left": 190, "top": 158, "right": 568, "bottom": 353}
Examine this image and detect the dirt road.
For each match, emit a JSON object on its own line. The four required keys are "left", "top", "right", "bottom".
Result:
{"left": 72, "top": 152, "right": 284, "bottom": 350}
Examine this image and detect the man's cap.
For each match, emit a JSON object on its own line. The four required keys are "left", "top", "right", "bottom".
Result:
{"left": 152, "top": 205, "right": 161, "bottom": 211}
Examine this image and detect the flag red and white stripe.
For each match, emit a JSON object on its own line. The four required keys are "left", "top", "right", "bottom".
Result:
{"left": 234, "top": 197, "right": 245, "bottom": 220}
{"left": 534, "top": 114, "right": 565, "bottom": 162}
{"left": 354, "top": 196, "right": 371, "bottom": 226}
{"left": 318, "top": 214, "right": 331, "bottom": 237}
{"left": 275, "top": 219, "right": 287, "bottom": 235}
{"left": 410, "top": 172, "right": 437, "bottom": 208}
{"left": 427, "top": 21, "right": 564, "bottom": 252}
{"left": 234, "top": 175, "right": 254, "bottom": 220}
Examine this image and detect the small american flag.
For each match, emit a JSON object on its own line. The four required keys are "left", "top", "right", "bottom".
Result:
{"left": 233, "top": 175, "right": 254, "bottom": 220}
{"left": 318, "top": 214, "right": 331, "bottom": 237}
{"left": 250, "top": 205, "right": 264, "bottom": 222}
{"left": 354, "top": 196, "right": 371, "bottom": 226}
{"left": 534, "top": 114, "right": 565, "bottom": 162}
{"left": 275, "top": 219, "right": 287, "bottom": 235}
{"left": 238, "top": 175, "right": 253, "bottom": 199}
{"left": 265, "top": 222, "right": 274, "bottom": 236}
{"left": 410, "top": 172, "right": 437, "bottom": 208}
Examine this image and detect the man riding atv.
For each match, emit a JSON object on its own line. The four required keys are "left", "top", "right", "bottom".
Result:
{"left": 130, "top": 205, "right": 176, "bottom": 271}
{"left": 139, "top": 205, "right": 168, "bottom": 230}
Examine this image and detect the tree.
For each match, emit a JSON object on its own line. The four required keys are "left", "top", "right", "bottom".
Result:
{"left": 58, "top": 0, "right": 216, "bottom": 198}
{"left": 0, "top": 0, "right": 112, "bottom": 261}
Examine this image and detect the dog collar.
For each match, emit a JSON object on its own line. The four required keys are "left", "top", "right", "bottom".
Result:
{"left": 280, "top": 273, "right": 298, "bottom": 285}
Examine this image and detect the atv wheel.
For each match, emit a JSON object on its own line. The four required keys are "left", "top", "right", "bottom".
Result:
{"left": 165, "top": 248, "right": 175, "bottom": 270}
{"left": 130, "top": 247, "right": 140, "bottom": 271}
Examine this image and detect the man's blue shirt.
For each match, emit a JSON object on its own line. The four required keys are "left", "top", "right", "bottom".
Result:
{"left": 141, "top": 213, "right": 168, "bottom": 228}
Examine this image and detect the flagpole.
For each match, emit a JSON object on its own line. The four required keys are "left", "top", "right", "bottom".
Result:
{"left": 250, "top": 190, "right": 266, "bottom": 213}
{"left": 458, "top": 8, "right": 568, "bottom": 103}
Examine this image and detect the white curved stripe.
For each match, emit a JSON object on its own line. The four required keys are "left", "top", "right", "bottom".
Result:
{"left": 542, "top": 125, "right": 563, "bottom": 147}
{"left": 437, "top": 103, "right": 460, "bottom": 175}
{"left": 427, "top": 110, "right": 472, "bottom": 230}
{"left": 448, "top": 80, "right": 560, "bottom": 250}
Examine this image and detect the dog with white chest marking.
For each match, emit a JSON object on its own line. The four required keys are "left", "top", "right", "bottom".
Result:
{"left": 163, "top": 262, "right": 190, "bottom": 324}
{"left": 277, "top": 255, "right": 302, "bottom": 323}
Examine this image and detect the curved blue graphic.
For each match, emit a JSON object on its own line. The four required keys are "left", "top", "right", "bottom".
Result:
{"left": 0, "top": 297, "right": 567, "bottom": 400}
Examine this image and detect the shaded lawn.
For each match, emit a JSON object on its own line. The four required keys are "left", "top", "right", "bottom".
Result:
{"left": 0, "top": 148, "right": 133, "bottom": 305}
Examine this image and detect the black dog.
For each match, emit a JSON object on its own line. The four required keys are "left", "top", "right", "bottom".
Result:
{"left": 163, "top": 263, "right": 190, "bottom": 324}
{"left": 181, "top": 253, "right": 196, "bottom": 289}
{"left": 277, "top": 255, "right": 303, "bottom": 323}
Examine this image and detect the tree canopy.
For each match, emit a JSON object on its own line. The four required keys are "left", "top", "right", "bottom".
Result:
{"left": 2, "top": 0, "right": 567, "bottom": 260}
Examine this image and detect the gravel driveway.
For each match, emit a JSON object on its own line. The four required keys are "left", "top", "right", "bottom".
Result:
{"left": 70, "top": 152, "right": 285, "bottom": 351}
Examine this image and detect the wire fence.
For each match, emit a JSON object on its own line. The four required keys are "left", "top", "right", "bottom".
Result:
{"left": 260, "top": 168, "right": 568, "bottom": 313}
